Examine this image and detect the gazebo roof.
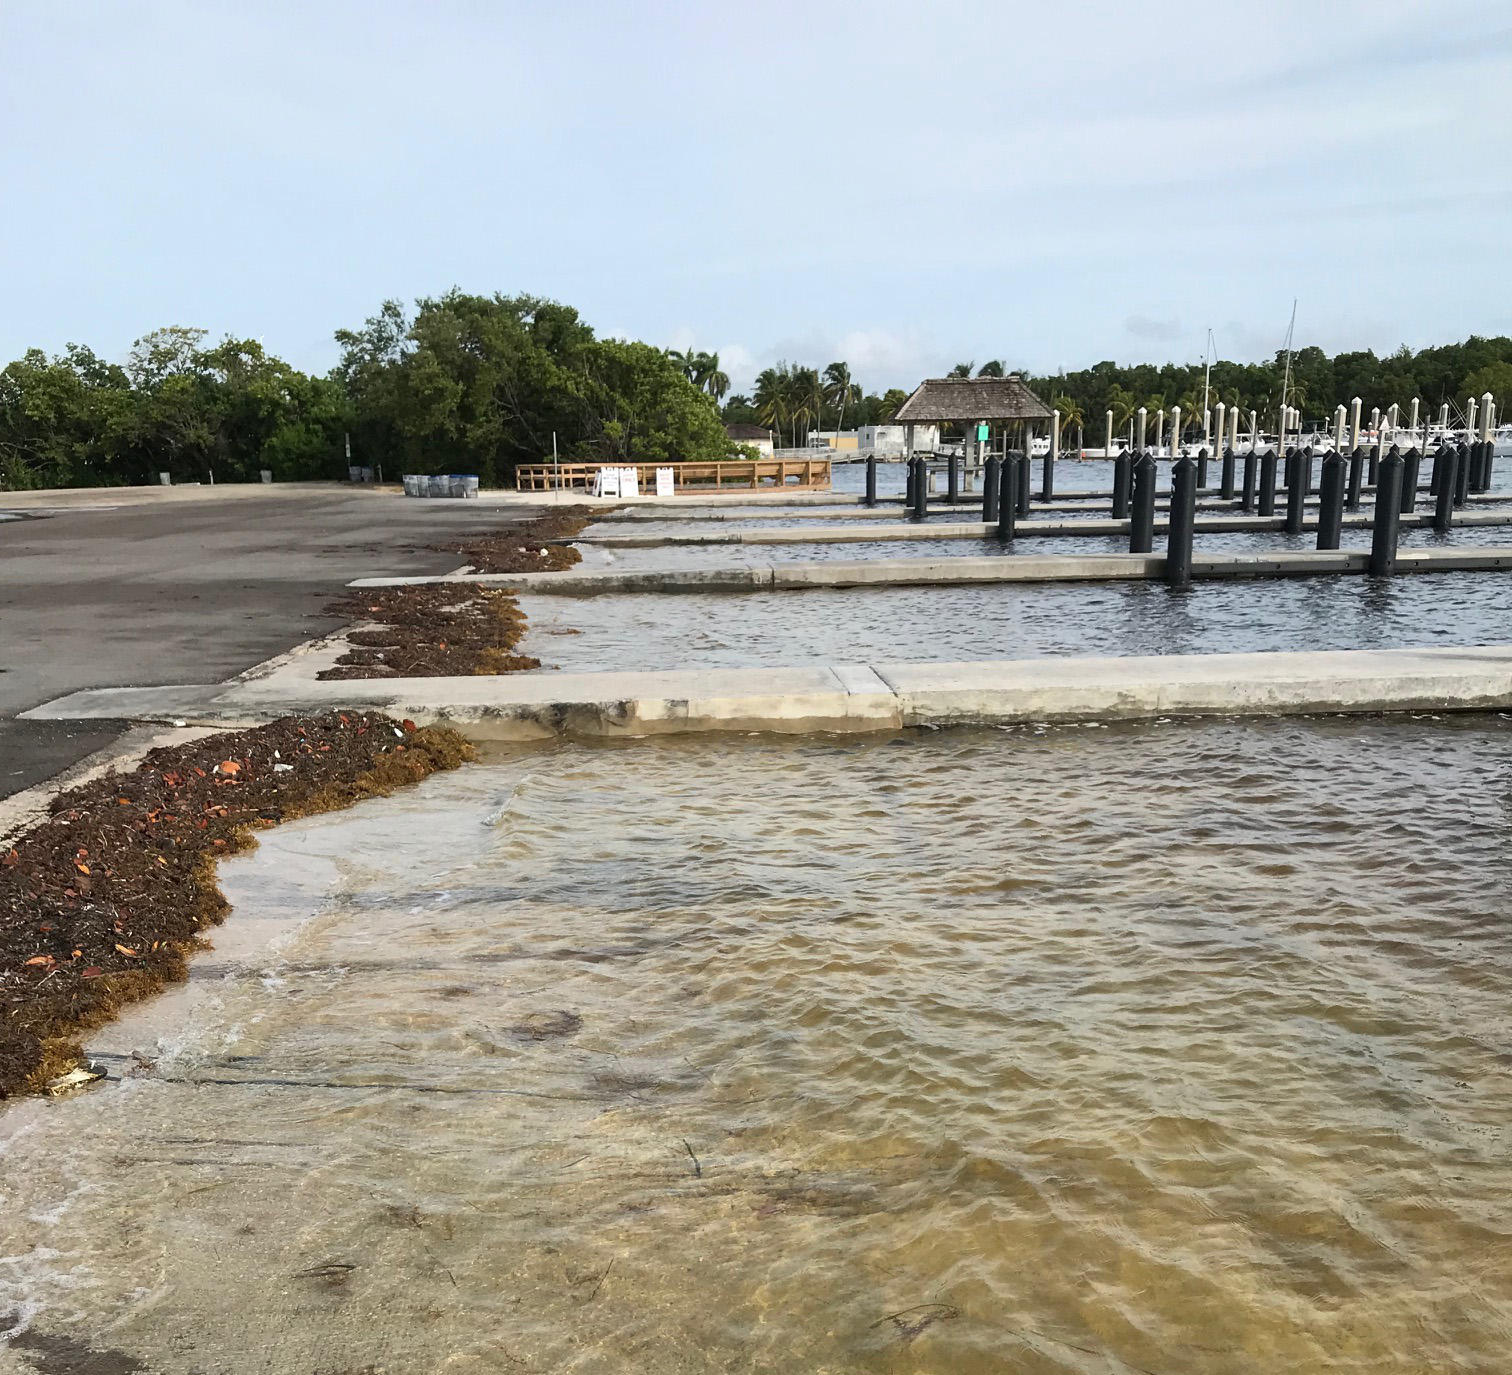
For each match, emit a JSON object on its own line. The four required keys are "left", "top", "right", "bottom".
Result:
{"left": 892, "top": 375, "right": 1053, "bottom": 423}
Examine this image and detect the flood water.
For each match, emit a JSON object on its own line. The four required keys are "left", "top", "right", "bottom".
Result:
{"left": 3, "top": 721, "right": 1512, "bottom": 1372}
{"left": 518, "top": 563, "right": 1512, "bottom": 672}
{"left": 572, "top": 518, "right": 1512, "bottom": 573}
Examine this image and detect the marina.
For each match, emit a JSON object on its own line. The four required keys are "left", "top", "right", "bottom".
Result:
{"left": 4, "top": 5, "right": 1511, "bottom": 1364}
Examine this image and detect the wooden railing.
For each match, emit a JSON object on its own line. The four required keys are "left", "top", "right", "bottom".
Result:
{"left": 514, "top": 458, "right": 831, "bottom": 493}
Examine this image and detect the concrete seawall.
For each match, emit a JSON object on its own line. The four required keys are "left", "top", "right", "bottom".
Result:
{"left": 25, "top": 646, "right": 1512, "bottom": 741}
{"left": 352, "top": 546, "right": 1512, "bottom": 594}
{"left": 573, "top": 509, "right": 1512, "bottom": 548}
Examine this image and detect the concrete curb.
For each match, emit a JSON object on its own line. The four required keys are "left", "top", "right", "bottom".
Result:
{"left": 572, "top": 510, "right": 1512, "bottom": 548}
{"left": 349, "top": 546, "right": 1512, "bottom": 593}
{"left": 22, "top": 646, "right": 1512, "bottom": 742}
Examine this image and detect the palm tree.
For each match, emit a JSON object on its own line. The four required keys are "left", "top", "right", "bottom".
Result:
{"left": 1054, "top": 394, "right": 1085, "bottom": 454}
{"left": 948, "top": 362, "right": 974, "bottom": 379}
{"left": 754, "top": 365, "right": 792, "bottom": 447}
{"left": 976, "top": 360, "right": 1005, "bottom": 378}
{"left": 693, "top": 351, "right": 729, "bottom": 402}
{"left": 1107, "top": 385, "right": 1138, "bottom": 442}
{"left": 823, "top": 362, "right": 859, "bottom": 433}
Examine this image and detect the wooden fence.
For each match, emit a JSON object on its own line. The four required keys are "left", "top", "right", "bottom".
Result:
{"left": 514, "top": 458, "right": 832, "bottom": 493}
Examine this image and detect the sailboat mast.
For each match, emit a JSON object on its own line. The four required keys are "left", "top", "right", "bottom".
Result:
{"left": 1202, "top": 329, "right": 1212, "bottom": 426}
{"left": 1278, "top": 299, "right": 1297, "bottom": 449}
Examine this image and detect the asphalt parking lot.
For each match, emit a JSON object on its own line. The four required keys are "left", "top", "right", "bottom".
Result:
{"left": 0, "top": 484, "right": 517, "bottom": 798}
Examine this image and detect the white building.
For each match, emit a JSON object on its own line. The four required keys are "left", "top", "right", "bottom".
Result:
{"left": 724, "top": 424, "right": 775, "bottom": 458}
{"left": 857, "top": 423, "right": 941, "bottom": 453}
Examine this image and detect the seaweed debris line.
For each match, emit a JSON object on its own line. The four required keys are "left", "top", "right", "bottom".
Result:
{"left": 319, "top": 583, "right": 539, "bottom": 678}
{"left": 318, "top": 507, "right": 597, "bottom": 679}
{"left": 434, "top": 505, "right": 595, "bottom": 574}
{"left": 0, "top": 711, "right": 473, "bottom": 1098}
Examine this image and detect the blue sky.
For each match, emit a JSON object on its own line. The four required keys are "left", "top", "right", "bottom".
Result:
{"left": 3, "top": 1, "right": 1509, "bottom": 394}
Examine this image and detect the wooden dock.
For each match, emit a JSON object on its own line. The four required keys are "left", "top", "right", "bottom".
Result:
{"left": 514, "top": 458, "right": 831, "bottom": 493}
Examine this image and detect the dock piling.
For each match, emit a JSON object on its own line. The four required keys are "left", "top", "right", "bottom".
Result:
{"left": 1240, "top": 448, "right": 1257, "bottom": 511}
{"left": 1129, "top": 451, "right": 1157, "bottom": 553}
{"left": 1112, "top": 451, "right": 1132, "bottom": 519}
{"left": 982, "top": 455, "right": 1000, "bottom": 524}
{"left": 1284, "top": 449, "right": 1306, "bottom": 534}
{"left": 1317, "top": 451, "right": 1345, "bottom": 549}
{"left": 1433, "top": 447, "right": 1457, "bottom": 532}
{"left": 1220, "top": 445, "right": 1236, "bottom": 500}
{"left": 1454, "top": 442, "right": 1471, "bottom": 506}
{"left": 1370, "top": 449, "right": 1405, "bottom": 576}
{"left": 865, "top": 455, "right": 877, "bottom": 508}
{"left": 1346, "top": 446, "right": 1364, "bottom": 512}
{"left": 996, "top": 456, "right": 1017, "bottom": 542}
{"left": 1399, "top": 446, "right": 1420, "bottom": 514}
{"left": 910, "top": 456, "right": 927, "bottom": 522}
{"left": 1258, "top": 449, "right": 1278, "bottom": 517}
{"left": 1166, "top": 455, "right": 1197, "bottom": 588}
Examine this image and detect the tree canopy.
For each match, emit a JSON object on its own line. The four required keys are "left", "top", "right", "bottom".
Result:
{"left": 3, "top": 306, "right": 1508, "bottom": 490}
{"left": 722, "top": 336, "right": 1512, "bottom": 443}
{"left": 334, "top": 292, "right": 729, "bottom": 484}
{"left": 0, "top": 330, "right": 348, "bottom": 489}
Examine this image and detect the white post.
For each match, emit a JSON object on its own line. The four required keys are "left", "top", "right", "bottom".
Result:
{"left": 1439, "top": 402, "right": 1450, "bottom": 432}
{"left": 1334, "top": 404, "right": 1346, "bottom": 452}
{"left": 1051, "top": 411, "right": 1061, "bottom": 472}
{"left": 1229, "top": 406, "right": 1239, "bottom": 454}
{"left": 1481, "top": 392, "right": 1494, "bottom": 442}
{"left": 1104, "top": 409, "right": 1113, "bottom": 456}
{"left": 1170, "top": 404, "right": 1182, "bottom": 457}
{"left": 1249, "top": 409, "right": 1258, "bottom": 452}
{"left": 1408, "top": 397, "right": 1419, "bottom": 444}
{"left": 1466, "top": 397, "right": 1478, "bottom": 445}
{"left": 1350, "top": 397, "right": 1363, "bottom": 451}
{"left": 1155, "top": 409, "right": 1165, "bottom": 454}
{"left": 1136, "top": 406, "right": 1147, "bottom": 451}
{"left": 1203, "top": 408, "right": 1212, "bottom": 454}
{"left": 1370, "top": 407, "right": 1380, "bottom": 441}
{"left": 1213, "top": 402, "right": 1226, "bottom": 456}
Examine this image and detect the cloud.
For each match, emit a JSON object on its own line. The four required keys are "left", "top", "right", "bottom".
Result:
{"left": 1125, "top": 314, "right": 1181, "bottom": 343}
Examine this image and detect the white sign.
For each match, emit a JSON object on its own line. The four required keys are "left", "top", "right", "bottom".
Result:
{"left": 592, "top": 468, "right": 621, "bottom": 498}
{"left": 655, "top": 467, "right": 674, "bottom": 497}
{"left": 619, "top": 466, "right": 640, "bottom": 498}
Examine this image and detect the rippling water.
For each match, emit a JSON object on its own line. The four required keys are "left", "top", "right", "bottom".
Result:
{"left": 518, "top": 564, "right": 1512, "bottom": 671}
{"left": 4, "top": 722, "right": 1512, "bottom": 1372}
{"left": 573, "top": 518, "right": 1512, "bottom": 572}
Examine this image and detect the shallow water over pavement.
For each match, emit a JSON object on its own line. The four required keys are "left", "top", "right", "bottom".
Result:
{"left": 518, "top": 562, "right": 1512, "bottom": 672}
{"left": 4, "top": 721, "right": 1512, "bottom": 1372}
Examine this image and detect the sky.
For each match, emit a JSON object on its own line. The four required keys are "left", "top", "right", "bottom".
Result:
{"left": 3, "top": 1, "right": 1510, "bottom": 394}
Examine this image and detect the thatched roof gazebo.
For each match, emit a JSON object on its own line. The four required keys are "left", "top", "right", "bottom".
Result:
{"left": 891, "top": 375, "right": 1055, "bottom": 464}
{"left": 892, "top": 375, "right": 1052, "bottom": 427}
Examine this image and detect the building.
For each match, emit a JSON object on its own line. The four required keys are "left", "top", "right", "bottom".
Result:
{"left": 856, "top": 423, "right": 941, "bottom": 454}
{"left": 891, "top": 376, "right": 1053, "bottom": 462}
{"left": 806, "top": 430, "right": 861, "bottom": 452}
{"left": 724, "top": 423, "right": 774, "bottom": 458}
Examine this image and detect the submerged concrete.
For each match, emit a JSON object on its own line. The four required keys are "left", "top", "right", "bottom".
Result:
{"left": 352, "top": 545, "right": 1512, "bottom": 594}
{"left": 573, "top": 509, "right": 1512, "bottom": 547}
{"left": 25, "top": 645, "right": 1512, "bottom": 741}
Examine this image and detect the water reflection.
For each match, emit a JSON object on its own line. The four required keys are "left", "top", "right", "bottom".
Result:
{"left": 517, "top": 566, "right": 1512, "bottom": 672}
{"left": 4, "top": 722, "right": 1512, "bottom": 1372}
